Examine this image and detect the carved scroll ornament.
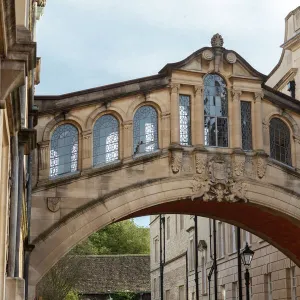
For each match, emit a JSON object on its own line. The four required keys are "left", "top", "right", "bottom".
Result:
{"left": 257, "top": 156, "right": 267, "bottom": 178}
{"left": 171, "top": 151, "right": 182, "bottom": 174}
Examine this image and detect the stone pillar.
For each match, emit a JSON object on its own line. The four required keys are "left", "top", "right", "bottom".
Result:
{"left": 254, "top": 92, "right": 264, "bottom": 151}
{"left": 170, "top": 84, "right": 180, "bottom": 145}
{"left": 161, "top": 112, "right": 170, "bottom": 148}
{"left": 82, "top": 130, "right": 92, "bottom": 169}
{"left": 231, "top": 89, "right": 242, "bottom": 149}
{"left": 193, "top": 85, "right": 204, "bottom": 146}
{"left": 123, "top": 121, "right": 133, "bottom": 158}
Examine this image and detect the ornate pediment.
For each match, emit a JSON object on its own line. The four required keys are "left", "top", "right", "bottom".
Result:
{"left": 159, "top": 34, "right": 266, "bottom": 81}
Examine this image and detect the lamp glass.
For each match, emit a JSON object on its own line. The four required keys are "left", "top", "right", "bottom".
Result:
{"left": 241, "top": 243, "right": 254, "bottom": 267}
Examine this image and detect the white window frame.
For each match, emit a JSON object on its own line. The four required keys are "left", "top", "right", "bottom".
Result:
{"left": 189, "top": 238, "right": 195, "bottom": 272}
{"left": 180, "top": 214, "right": 185, "bottom": 231}
{"left": 166, "top": 216, "right": 171, "bottom": 240}
{"left": 221, "top": 285, "right": 226, "bottom": 300}
{"left": 267, "top": 273, "right": 273, "bottom": 300}
{"left": 154, "top": 237, "right": 159, "bottom": 263}
{"left": 231, "top": 225, "right": 237, "bottom": 253}
{"left": 202, "top": 255, "right": 207, "bottom": 295}
{"left": 218, "top": 222, "right": 225, "bottom": 258}
{"left": 291, "top": 267, "right": 297, "bottom": 300}
{"left": 179, "top": 285, "right": 185, "bottom": 300}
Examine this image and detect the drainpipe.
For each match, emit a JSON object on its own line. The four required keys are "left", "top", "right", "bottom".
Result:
{"left": 159, "top": 215, "right": 165, "bottom": 300}
{"left": 14, "top": 141, "right": 25, "bottom": 277}
{"left": 194, "top": 216, "right": 199, "bottom": 300}
{"left": 185, "top": 251, "right": 188, "bottom": 300}
{"left": 15, "top": 84, "right": 26, "bottom": 277}
{"left": 237, "top": 227, "right": 243, "bottom": 300}
{"left": 213, "top": 220, "right": 218, "bottom": 300}
{"left": 7, "top": 135, "right": 19, "bottom": 277}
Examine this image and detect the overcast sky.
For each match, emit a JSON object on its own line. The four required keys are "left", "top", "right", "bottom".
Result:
{"left": 35, "top": 1, "right": 299, "bottom": 227}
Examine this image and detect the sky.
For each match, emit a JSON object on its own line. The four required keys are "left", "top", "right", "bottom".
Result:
{"left": 35, "top": 1, "right": 299, "bottom": 227}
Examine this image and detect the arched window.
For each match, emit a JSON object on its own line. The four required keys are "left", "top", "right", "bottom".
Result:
{"left": 133, "top": 106, "right": 158, "bottom": 155}
{"left": 50, "top": 124, "right": 78, "bottom": 177}
{"left": 93, "top": 115, "right": 119, "bottom": 166}
{"left": 269, "top": 118, "right": 291, "bottom": 165}
{"left": 204, "top": 74, "right": 228, "bottom": 147}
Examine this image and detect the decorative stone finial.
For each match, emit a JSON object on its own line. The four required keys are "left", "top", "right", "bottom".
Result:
{"left": 37, "top": 0, "right": 46, "bottom": 7}
{"left": 211, "top": 33, "right": 224, "bottom": 47}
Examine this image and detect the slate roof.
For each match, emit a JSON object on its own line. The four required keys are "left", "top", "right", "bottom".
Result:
{"left": 75, "top": 255, "right": 150, "bottom": 295}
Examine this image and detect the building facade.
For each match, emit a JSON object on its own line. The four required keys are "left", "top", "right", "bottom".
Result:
{"left": 150, "top": 6, "right": 300, "bottom": 300}
{"left": 0, "top": 0, "right": 45, "bottom": 299}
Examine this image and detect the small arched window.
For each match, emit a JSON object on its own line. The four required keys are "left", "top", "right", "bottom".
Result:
{"left": 204, "top": 74, "right": 228, "bottom": 147}
{"left": 50, "top": 124, "right": 78, "bottom": 177}
{"left": 269, "top": 118, "right": 292, "bottom": 165}
{"left": 133, "top": 106, "right": 158, "bottom": 155}
{"left": 93, "top": 115, "right": 119, "bottom": 166}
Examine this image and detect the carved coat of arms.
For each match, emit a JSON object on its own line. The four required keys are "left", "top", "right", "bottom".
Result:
{"left": 191, "top": 155, "right": 248, "bottom": 203}
{"left": 47, "top": 197, "right": 61, "bottom": 212}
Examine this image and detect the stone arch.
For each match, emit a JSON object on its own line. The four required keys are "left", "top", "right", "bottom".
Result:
{"left": 86, "top": 105, "right": 126, "bottom": 130}
{"left": 42, "top": 114, "right": 84, "bottom": 142}
{"left": 29, "top": 176, "right": 300, "bottom": 296}
{"left": 203, "top": 71, "right": 232, "bottom": 89}
{"left": 263, "top": 109, "right": 300, "bottom": 137}
{"left": 126, "top": 96, "right": 166, "bottom": 121}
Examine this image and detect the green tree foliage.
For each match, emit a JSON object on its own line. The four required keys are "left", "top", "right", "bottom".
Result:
{"left": 37, "top": 256, "right": 84, "bottom": 300}
{"left": 71, "top": 219, "right": 150, "bottom": 255}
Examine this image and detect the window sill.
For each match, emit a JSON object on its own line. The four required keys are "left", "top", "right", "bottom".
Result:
{"left": 92, "top": 160, "right": 121, "bottom": 170}
{"left": 269, "top": 158, "right": 296, "bottom": 172}
{"left": 132, "top": 149, "right": 162, "bottom": 161}
{"left": 49, "top": 170, "right": 80, "bottom": 181}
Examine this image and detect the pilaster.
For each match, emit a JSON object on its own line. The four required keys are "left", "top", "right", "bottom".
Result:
{"left": 254, "top": 92, "right": 264, "bottom": 151}
{"left": 161, "top": 112, "right": 171, "bottom": 148}
{"left": 82, "top": 130, "right": 92, "bottom": 169}
{"left": 231, "top": 89, "right": 242, "bottom": 149}
{"left": 38, "top": 141, "right": 50, "bottom": 180}
{"left": 193, "top": 85, "right": 204, "bottom": 146}
{"left": 123, "top": 121, "right": 133, "bottom": 158}
{"left": 170, "top": 83, "right": 180, "bottom": 145}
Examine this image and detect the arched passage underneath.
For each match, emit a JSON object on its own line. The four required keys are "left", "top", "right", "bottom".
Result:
{"left": 29, "top": 177, "right": 300, "bottom": 299}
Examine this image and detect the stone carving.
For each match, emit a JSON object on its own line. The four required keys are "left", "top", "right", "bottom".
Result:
{"left": 191, "top": 155, "right": 247, "bottom": 203}
{"left": 254, "top": 91, "right": 264, "bottom": 102}
{"left": 202, "top": 49, "right": 214, "bottom": 61}
{"left": 191, "top": 177, "right": 247, "bottom": 203}
{"left": 182, "top": 152, "right": 193, "bottom": 173}
{"left": 211, "top": 33, "right": 224, "bottom": 47}
{"left": 233, "top": 155, "right": 245, "bottom": 177}
{"left": 47, "top": 197, "right": 61, "bottom": 212}
{"left": 244, "top": 156, "right": 255, "bottom": 178}
{"left": 171, "top": 151, "right": 182, "bottom": 173}
{"left": 208, "top": 155, "right": 231, "bottom": 184}
{"left": 195, "top": 152, "right": 207, "bottom": 176}
{"left": 225, "top": 52, "right": 237, "bottom": 64}
{"left": 170, "top": 84, "right": 180, "bottom": 94}
{"left": 257, "top": 156, "right": 268, "bottom": 178}
{"left": 231, "top": 89, "right": 242, "bottom": 102}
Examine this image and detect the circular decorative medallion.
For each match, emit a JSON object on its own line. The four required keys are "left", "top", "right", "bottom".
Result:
{"left": 225, "top": 52, "right": 237, "bottom": 64}
{"left": 202, "top": 49, "right": 214, "bottom": 61}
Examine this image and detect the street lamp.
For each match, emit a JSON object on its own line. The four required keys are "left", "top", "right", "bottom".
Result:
{"left": 241, "top": 243, "right": 255, "bottom": 300}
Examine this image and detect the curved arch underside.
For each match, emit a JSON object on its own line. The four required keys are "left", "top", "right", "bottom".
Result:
{"left": 29, "top": 176, "right": 300, "bottom": 290}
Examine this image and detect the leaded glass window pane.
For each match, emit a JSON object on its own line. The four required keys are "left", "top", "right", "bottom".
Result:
{"left": 93, "top": 115, "right": 119, "bottom": 166}
{"left": 269, "top": 118, "right": 291, "bottom": 166}
{"left": 50, "top": 124, "right": 78, "bottom": 177}
{"left": 179, "top": 95, "right": 191, "bottom": 145}
{"left": 133, "top": 106, "right": 158, "bottom": 155}
{"left": 204, "top": 74, "right": 228, "bottom": 147}
{"left": 241, "top": 101, "right": 252, "bottom": 150}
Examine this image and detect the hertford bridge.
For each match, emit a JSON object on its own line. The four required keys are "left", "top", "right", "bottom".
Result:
{"left": 29, "top": 35, "right": 300, "bottom": 298}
